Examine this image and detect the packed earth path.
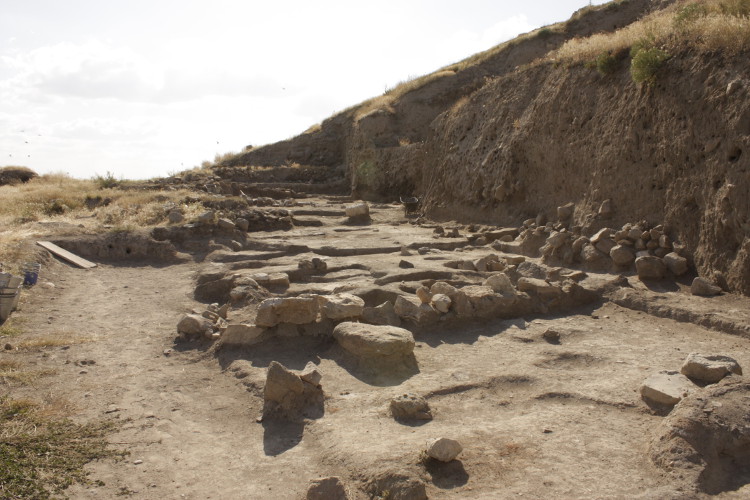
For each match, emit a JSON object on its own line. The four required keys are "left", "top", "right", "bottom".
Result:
{"left": 5, "top": 198, "right": 750, "bottom": 499}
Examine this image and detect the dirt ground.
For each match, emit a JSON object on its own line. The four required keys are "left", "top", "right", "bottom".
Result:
{"left": 3, "top": 198, "right": 750, "bottom": 499}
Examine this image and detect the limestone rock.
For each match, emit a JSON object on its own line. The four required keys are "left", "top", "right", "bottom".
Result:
{"left": 517, "top": 277, "right": 561, "bottom": 298}
{"left": 663, "top": 252, "right": 688, "bottom": 276}
{"left": 640, "top": 371, "right": 695, "bottom": 406}
{"left": 473, "top": 254, "right": 500, "bottom": 272}
{"left": 483, "top": 273, "right": 515, "bottom": 295}
{"left": 460, "top": 285, "right": 515, "bottom": 317}
{"left": 557, "top": 202, "right": 574, "bottom": 221}
{"left": 235, "top": 217, "right": 249, "bottom": 232}
{"left": 333, "top": 322, "right": 415, "bottom": 359}
{"left": 598, "top": 199, "right": 613, "bottom": 218}
{"left": 590, "top": 228, "right": 611, "bottom": 244}
{"left": 635, "top": 256, "right": 666, "bottom": 280}
{"left": 263, "top": 361, "right": 323, "bottom": 420}
{"left": 345, "top": 202, "right": 369, "bottom": 218}
{"left": 426, "top": 437, "right": 463, "bottom": 462}
{"left": 177, "top": 314, "right": 214, "bottom": 337}
{"left": 366, "top": 471, "right": 427, "bottom": 500}
{"left": 415, "top": 286, "right": 432, "bottom": 304}
{"left": 431, "top": 293, "right": 451, "bottom": 313}
{"left": 299, "top": 361, "right": 323, "bottom": 386}
{"left": 594, "top": 237, "right": 616, "bottom": 255}
{"left": 691, "top": 277, "right": 722, "bottom": 296}
{"left": 394, "top": 296, "right": 439, "bottom": 324}
{"left": 306, "top": 477, "right": 348, "bottom": 500}
{"left": 196, "top": 210, "right": 215, "bottom": 225}
{"left": 680, "top": 353, "right": 742, "bottom": 383}
{"left": 221, "top": 324, "right": 263, "bottom": 346}
{"left": 390, "top": 393, "right": 432, "bottom": 421}
{"left": 610, "top": 244, "right": 636, "bottom": 266}
{"left": 321, "top": 293, "right": 364, "bottom": 321}
{"left": 217, "top": 218, "right": 236, "bottom": 231}
{"left": 362, "top": 301, "right": 401, "bottom": 327}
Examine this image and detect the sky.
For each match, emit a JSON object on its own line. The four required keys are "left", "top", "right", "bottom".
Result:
{"left": 0, "top": 0, "right": 607, "bottom": 180}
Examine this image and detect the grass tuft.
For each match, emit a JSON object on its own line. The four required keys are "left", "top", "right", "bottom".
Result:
{"left": 0, "top": 396, "right": 126, "bottom": 498}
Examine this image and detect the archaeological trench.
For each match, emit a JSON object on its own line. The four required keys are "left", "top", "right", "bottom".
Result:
{"left": 13, "top": 1, "right": 750, "bottom": 499}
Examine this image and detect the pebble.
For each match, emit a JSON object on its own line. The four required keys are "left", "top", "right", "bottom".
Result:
{"left": 133, "top": 459, "right": 143, "bottom": 465}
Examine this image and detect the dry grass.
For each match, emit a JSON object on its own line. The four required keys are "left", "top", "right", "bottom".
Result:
{"left": 553, "top": 0, "right": 750, "bottom": 66}
{"left": 17, "top": 333, "right": 94, "bottom": 350}
{"left": 0, "top": 171, "right": 206, "bottom": 267}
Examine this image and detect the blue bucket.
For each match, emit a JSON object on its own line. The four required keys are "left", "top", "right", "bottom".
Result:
{"left": 24, "top": 271, "right": 38, "bottom": 286}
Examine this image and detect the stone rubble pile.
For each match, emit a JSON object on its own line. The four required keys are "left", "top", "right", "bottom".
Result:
{"left": 640, "top": 352, "right": 743, "bottom": 408}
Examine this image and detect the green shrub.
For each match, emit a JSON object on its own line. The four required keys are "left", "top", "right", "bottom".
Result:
{"left": 595, "top": 51, "right": 619, "bottom": 75}
{"left": 92, "top": 171, "right": 118, "bottom": 189}
{"left": 630, "top": 47, "right": 669, "bottom": 84}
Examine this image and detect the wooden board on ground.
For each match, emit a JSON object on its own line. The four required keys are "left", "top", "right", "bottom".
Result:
{"left": 36, "top": 241, "right": 97, "bottom": 269}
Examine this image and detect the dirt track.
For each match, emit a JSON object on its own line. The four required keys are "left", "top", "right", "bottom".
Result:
{"left": 5, "top": 199, "right": 750, "bottom": 499}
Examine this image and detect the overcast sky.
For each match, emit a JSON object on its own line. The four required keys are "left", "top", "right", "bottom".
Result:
{"left": 0, "top": 0, "right": 606, "bottom": 180}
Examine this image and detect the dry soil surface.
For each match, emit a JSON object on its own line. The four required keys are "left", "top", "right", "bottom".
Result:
{"left": 4, "top": 199, "right": 750, "bottom": 499}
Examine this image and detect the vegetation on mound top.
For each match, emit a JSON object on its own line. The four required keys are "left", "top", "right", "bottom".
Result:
{"left": 0, "top": 166, "right": 38, "bottom": 186}
{"left": 0, "top": 397, "right": 125, "bottom": 499}
{"left": 554, "top": 0, "right": 750, "bottom": 83}
{"left": 0, "top": 172, "right": 207, "bottom": 270}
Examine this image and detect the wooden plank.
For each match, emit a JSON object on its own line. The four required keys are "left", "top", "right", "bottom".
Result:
{"left": 36, "top": 241, "right": 97, "bottom": 269}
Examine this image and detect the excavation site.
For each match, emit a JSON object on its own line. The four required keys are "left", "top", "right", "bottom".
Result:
{"left": 1, "top": 1, "right": 750, "bottom": 499}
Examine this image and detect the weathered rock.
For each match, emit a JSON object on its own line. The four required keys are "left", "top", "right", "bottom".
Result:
{"left": 306, "top": 477, "right": 348, "bottom": 500}
{"left": 431, "top": 293, "right": 452, "bottom": 313}
{"left": 572, "top": 236, "right": 589, "bottom": 256}
{"left": 473, "top": 253, "right": 500, "bottom": 272}
{"left": 451, "top": 285, "right": 508, "bottom": 317}
{"left": 594, "top": 237, "right": 616, "bottom": 255}
{"left": 680, "top": 353, "right": 742, "bottom": 383}
{"left": 546, "top": 231, "right": 569, "bottom": 249}
{"left": 483, "top": 273, "right": 515, "bottom": 295}
{"left": 610, "top": 244, "right": 636, "bottom": 266}
{"left": 235, "top": 217, "right": 249, "bottom": 232}
{"left": 345, "top": 202, "right": 369, "bottom": 218}
{"left": 299, "top": 361, "right": 323, "bottom": 386}
{"left": 598, "top": 199, "right": 613, "bottom": 218}
{"left": 426, "top": 437, "right": 463, "bottom": 462}
{"left": 635, "top": 256, "right": 666, "bottom": 280}
{"left": 640, "top": 371, "right": 695, "bottom": 406}
{"left": 663, "top": 252, "right": 688, "bottom": 276}
{"left": 362, "top": 301, "right": 401, "bottom": 326}
{"left": 390, "top": 393, "right": 432, "bottom": 421}
{"left": 263, "top": 361, "right": 323, "bottom": 420}
{"left": 517, "top": 277, "right": 561, "bottom": 298}
{"left": 581, "top": 243, "right": 605, "bottom": 263}
{"left": 321, "top": 293, "right": 365, "bottom": 320}
{"left": 217, "top": 218, "right": 236, "bottom": 231}
{"left": 394, "top": 296, "right": 439, "bottom": 324}
{"left": 430, "top": 281, "right": 457, "bottom": 296}
{"left": 542, "top": 328, "right": 561, "bottom": 344}
{"left": 196, "top": 210, "right": 215, "bottom": 225}
{"left": 177, "top": 314, "right": 214, "bottom": 337}
{"left": 504, "top": 255, "right": 525, "bottom": 265}
{"left": 590, "top": 228, "right": 611, "bottom": 244}
{"left": 167, "top": 210, "right": 184, "bottom": 224}
{"left": 333, "top": 322, "right": 415, "bottom": 358}
{"left": 557, "top": 202, "right": 574, "bottom": 221}
{"left": 415, "top": 286, "right": 432, "bottom": 304}
{"left": 221, "top": 323, "right": 263, "bottom": 346}
{"left": 691, "top": 277, "right": 722, "bottom": 296}
{"left": 399, "top": 260, "right": 415, "bottom": 269}
{"left": 255, "top": 296, "right": 319, "bottom": 327}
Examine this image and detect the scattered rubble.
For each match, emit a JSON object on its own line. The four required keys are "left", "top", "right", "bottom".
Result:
{"left": 390, "top": 393, "right": 433, "bottom": 421}
{"left": 426, "top": 437, "right": 463, "bottom": 462}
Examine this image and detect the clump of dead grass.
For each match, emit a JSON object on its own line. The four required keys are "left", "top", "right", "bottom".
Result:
{"left": 0, "top": 172, "right": 206, "bottom": 266}
{"left": 553, "top": 0, "right": 750, "bottom": 71}
{"left": 0, "top": 396, "right": 126, "bottom": 498}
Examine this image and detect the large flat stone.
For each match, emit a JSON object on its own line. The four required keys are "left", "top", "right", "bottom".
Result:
{"left": 640, "top": 371, "right": 695, "bottom": 406}
{"left": 333, "top": 322, "right": 415, "bottom": 358}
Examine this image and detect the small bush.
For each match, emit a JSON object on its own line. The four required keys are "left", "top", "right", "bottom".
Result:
{"left": 674, "top": 3, "right": 708, "bottom": 29}
{"left": 92, "top": 171, "right": 118, "bottom": 189}
{"left": 630, "top": 46, "right": 669, "bottom": 84}
{"left": 595, "top": 51, "right": 619, "bottom": 75}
